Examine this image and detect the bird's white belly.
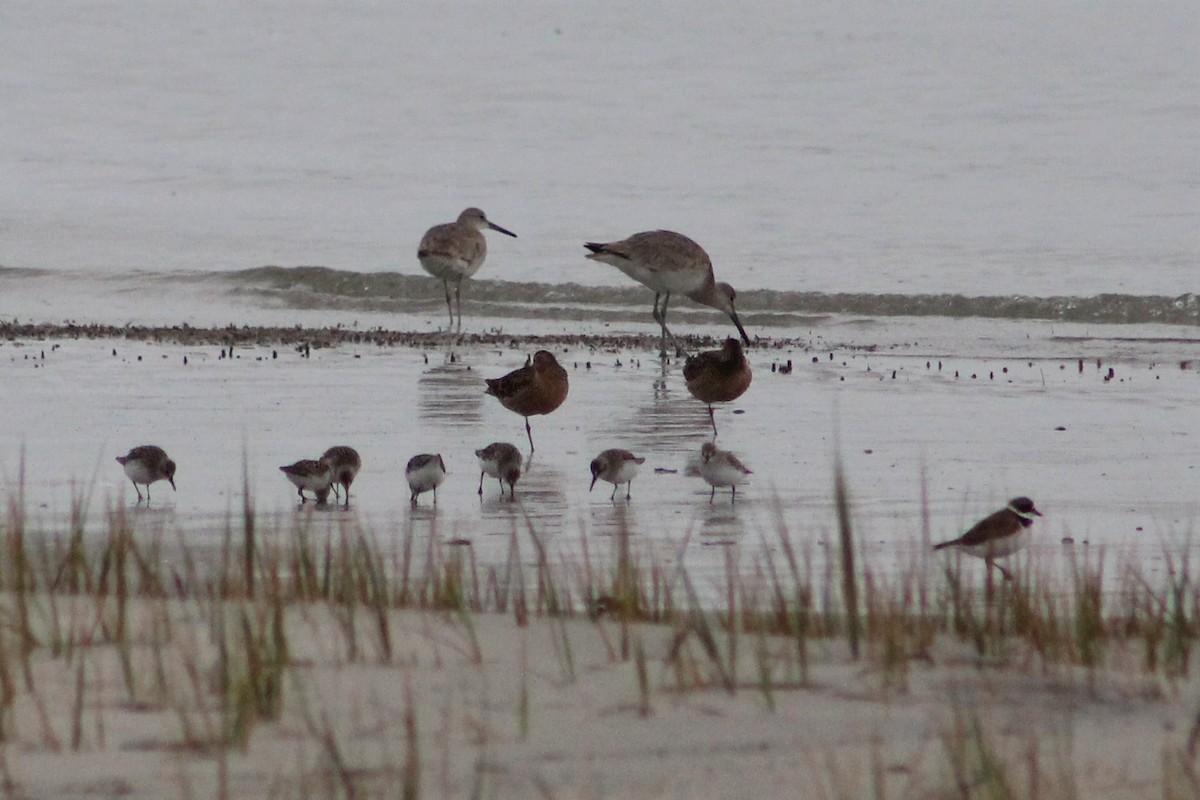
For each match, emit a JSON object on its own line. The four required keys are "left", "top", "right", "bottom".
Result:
{"left": 408, "top": 462, "right": 446, "bottom": 491}
{"left": 419, "top": 253, "right": 475, "bottom": 281}
{"left": 607, "top": 460, "right": 640, "bottom": 485}
{"left": 961, "top": 528, "right": 1029, "bottom": 560}
{"left": 123, "top": 461, "right": 158, "bottom": 485}
{"left": 701, "top": 460, "right": 748, "bottom": 488}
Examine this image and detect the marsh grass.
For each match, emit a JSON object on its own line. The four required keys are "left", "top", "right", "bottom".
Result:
{"left": 1, "top": 467, "right": 1199, "bottom": 798}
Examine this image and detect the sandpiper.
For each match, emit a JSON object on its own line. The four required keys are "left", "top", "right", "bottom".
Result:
{"left": 484, "top": 350, "right": 569, "bottom": 452}
{"left": 320, "top": 445, "right": 362, "bottom": 505}
{"left": 683, "top": 338, "right": 752, "bottom": 436}
{"left": 418, "top": 207, "right": 517, "bottom": 330}
{"left": 475, "top": 441, "right": 523, "bottom": 497}
{"left": 406, "top": 453, "right": 447, "bottom": 506}
{"left": 280, "top": 459, "right": 333, "bottom": 504}
{"left": 115, "top": 445, "right": 177, "bottom": 503}
{"left": 698, "top": 442, "right": 752, "bottom": 504}
{"left": 933, "top": 497, "right": 1042, "bottom": 580}
{"left": 589, "top": 448, "right": 646, "bottom": 501}
{"left": 584, "top": 230, "right": 749, "bottom": 357}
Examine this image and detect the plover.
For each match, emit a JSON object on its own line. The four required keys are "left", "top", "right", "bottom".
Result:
{"left": 475, "top": 441, "right": 523, "bottom": 497}
{"left": 279, "top": 459, "right": 333, "bottom": 504}
{"left": 484, "top": 350, "right": 569, "bottom": 452}
{"left": 320, "top": 445, "right": 362, "bottom": 505}
{"left": 933, "top": 497, "right": 1042, "bottom": 579}
{"left": 584, "top": 230, "right": 749, "bottom": 357}
{"left": 589, "top": 448, "right": 646, "bottom": 501}
{"left": 115, "top": 445, "right": 177, "bottom": 503}
{"left": 406, "top": 453, "right": 447, "bottom": 506}
{"left": 698, "top": 442, "right": 752, "bottom": 504}
{"left": 418, "top": 207, "right": 517, "bottom": 330}
{"left": 683, "top": 338, "right": 752, "bottom": 437}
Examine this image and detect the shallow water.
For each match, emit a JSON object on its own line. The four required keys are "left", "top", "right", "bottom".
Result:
{"left": 3, "top": 323, "right": 1198, "bottom": 596}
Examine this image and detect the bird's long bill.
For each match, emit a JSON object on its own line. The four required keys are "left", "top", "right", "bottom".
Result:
{"left": 589, "top": 475, "right": 598, "bottom": 492}
{"left": 488, "top": 221, "right": 518, "bottom": 238}
{"left": 729, "top": 310, "right": 751, "bottom": 346}
{"left": 169, "top": 478, "right": 177, "bottom": 491}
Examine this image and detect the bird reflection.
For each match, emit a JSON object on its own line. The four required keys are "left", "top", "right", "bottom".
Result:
{"left": 418, "top": 361, "right": 484, "bottom": 426}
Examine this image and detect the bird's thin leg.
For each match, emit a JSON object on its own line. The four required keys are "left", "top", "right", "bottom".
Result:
{"left": 525, "top": 418, "right": 535, "bottom": 453}
{"left": 331, "top": 483, "right": 341, "bottom": 502}
{"left": 297, "top": 487, "right": 306, "bottom": 504}
{"left": 625, "top": 482, "right": 632, "bottom": 501}
{"left": 709, "top": 486, "right": 716, "bottom": 504}
{"left": 433, "top": 487, "right": 438, "bottom": 505}
{"left": 442, "top": 279, "right": 454, "bottom": 329}
{"left": 454, "top": 279, "right": 463, "bottom": 332}
{"left": 610, "top": 483, "right": 617, "bottom": 502}
{"left": 731, "top": 486, "right": 737, "bottom": 505}
{"left": 146, "top": 484, "right": 152, "bottom": 503}
{"left": 478, "top": 471, "right": 485, "bottom": 496}
{"left": 410, "top": 490, "right": 418, "bottom": 506}
{"left": 131, "top": 480, "right": 143, "bottom": 503}
{"left": 707, "top": 405, "right": 718, "bottom": 438}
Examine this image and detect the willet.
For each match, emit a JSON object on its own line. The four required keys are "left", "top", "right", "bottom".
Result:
{"left": 418, "top": 207, "right": 517, "bottom": 330}
{"left": 583, "top": 230, "right": 749, "bottom": 357}
{"left": 406, "top": 453, "right": 447, "bottom": 505}
{"left": 279, "top": 459, "right": 332, "bottom": 505}
{"left": 116, "top": 445, "right": 177, "bottom": 504}
{"left": 320, "top": 445, "right": 361, "bottom": 506}
{"left": 475, "top": 441, "right": 523, "bottom": 497}
{"left": 588, "top": 448, "right": 646, "bottom": 501}
{"left": 698, "top": 442, "right": 752, "bottom": 504}
{"left": 933, "top": 497, "right": 1042, "bottom": 580}
{"left": 683, "top": 338, "right": 752, "bottom": 436}
{"left": 484, "top": 350, "right": 569, "bottom": 452}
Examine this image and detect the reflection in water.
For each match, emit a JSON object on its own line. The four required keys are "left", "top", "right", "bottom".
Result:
{"left": 619, "top": 362, "right": 716, "bottom": 454}
{"left": 417, "top": 360, "right": 484, "bottom": 425}
{"left": 699, "top": 504, "right": 748, "bottom": 542}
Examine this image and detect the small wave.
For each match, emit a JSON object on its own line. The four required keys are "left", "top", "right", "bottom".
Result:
{"left": 226, "top": 266, "right": 1200, "bottom": 327}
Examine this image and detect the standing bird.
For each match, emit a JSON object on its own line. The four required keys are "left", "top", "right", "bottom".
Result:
{"left": 933, "top": 497, "right": 1042, "bottom": 580}
{"left": 406, "top": 453, "right": 447, "bottom": 506}
{"left": 475, "top": 441, "right": 523, "bottom": 498}
{"left": 683, "top": 338, "right": 752, "bottom": 437}
{"left": 484, "top": 350, "right": 569, "bottom": 452}
{"left": 115, "top": 445, "right": 177, "bottom": 504}
{"left": 584, "top": 230, "right": 749, "bottom": 357}
{"left": 589, "top": 448, "right": 646, "bottom": 501}
{"left": 698, "top": 442, "right": 752, "bottom": 504}
{"left": 418, "top": 207, "right": 517, "bottom": 330}
{"left": 320, "top": 445, "right": 362, "bottom": 506}
{"left": 280, "top": 459, "right": 333, "bottom": 505}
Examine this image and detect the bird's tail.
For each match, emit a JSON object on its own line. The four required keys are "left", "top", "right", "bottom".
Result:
{"left": 932, "top": 540, "right": 957, "bottom": 551}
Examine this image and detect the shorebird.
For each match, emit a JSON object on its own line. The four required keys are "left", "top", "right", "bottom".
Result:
{"left": 475, "top": 441, "right": 523, "bottom": 497}
{"left": 484, "top": 350, "right": 569, "bottom": 452}
{"left": 320, "top": 445, "right": 362, "bottom": 506}
{"left": 418, "top": 207, "right": 517, "bottom": 330}
{"left": 933, "top": 497, "right": 1042, "bottom": 580}
{"left": 589, "top": 448, "right": 646, "bottom": 501}
{"left": 583, "top": 230, "right": 750, "bottom": 357}
{"left": 683, "top": 338, "right": 752, "bottom": 437}
{"left": 279, "top": 459, "right": 333, "bottom": 504}
{"left": 698, "top": 442, "right": 752, "bottom": 504}
{"left": 115, "top": 445, "right": 177, "bottom": 503}
{"left": 406, "top": 453, "right": 447, "bottom": 505}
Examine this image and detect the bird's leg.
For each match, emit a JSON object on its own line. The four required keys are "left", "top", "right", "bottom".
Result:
{"left": 410, "top": 490, "right": 418, "bottom": 506}
{"left": 707, "top": 405, "right": 718, "bottom": 438}
{"left": 625, "top": 483, "right": 632, "bottom": 501}
{"left": 609, "top": 483, "right": 617, "bottom": 502}
{"left": 297, "top": 487, "right": 306, "bottom": 504}
{"left": 432, "top": 487, "right": 438, "bottom": 505}
{"left": 525, "top": 418, "right": 535, "bottom": 453}
{"left": 454, "top": 279, "right": 464, "bottom": 332}
{"left": 709, "top": 486, "right": 716, "bottom": 504}
{"left": 131, "top": 480, "right": 143, "bottom": 503}
{"left": 731, "top": 486, "right": 737, "bottom": 504}
{"left": 478, "top": 471, "right": 485, "bottom": 496}
{"left": 442, "top": 279, "right": 454, "bottom": 330}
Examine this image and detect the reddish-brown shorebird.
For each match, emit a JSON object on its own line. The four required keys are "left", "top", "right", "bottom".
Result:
{"left": 683, "top": 338, "right": 752, "bottom": 437}
{"left": 485, "top": 350, "right": 569, "bottom": 452}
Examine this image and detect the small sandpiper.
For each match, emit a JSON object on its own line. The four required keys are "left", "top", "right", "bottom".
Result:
{"left": 280, "top": 459, "right": 333, "bottom": 504}
{"left": 683, "top": 338, "right": 752, "bottom": 437}
{"left": 933, "top": 497, "right": 1042, "bottom": 580}
{"left": 406, "top": 453, "right": 447, "bottom": 506}
{"left": 698, "top": 442, "right": 752, "bottom": 504}
{"left": 418, "top": 207, "right": 517, "bottom": 330}
{"left": 589, "top": 448, "right": 646, "bottom": 501}
{"left": 475, "top": 442, "right": 523, "bottom": 498}
{"left": 320, "top": 445, "right": 362, "bottom": 506}
{"left": 484, "top": 350, "right": 569, "bottom": 452}
{"left": 115, "top": 445, "right": 177, "bottom": 504}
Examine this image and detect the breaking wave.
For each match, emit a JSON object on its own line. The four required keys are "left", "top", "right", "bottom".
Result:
{"left": 225, "top": 266, "right": 1200, "bottom": 327}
